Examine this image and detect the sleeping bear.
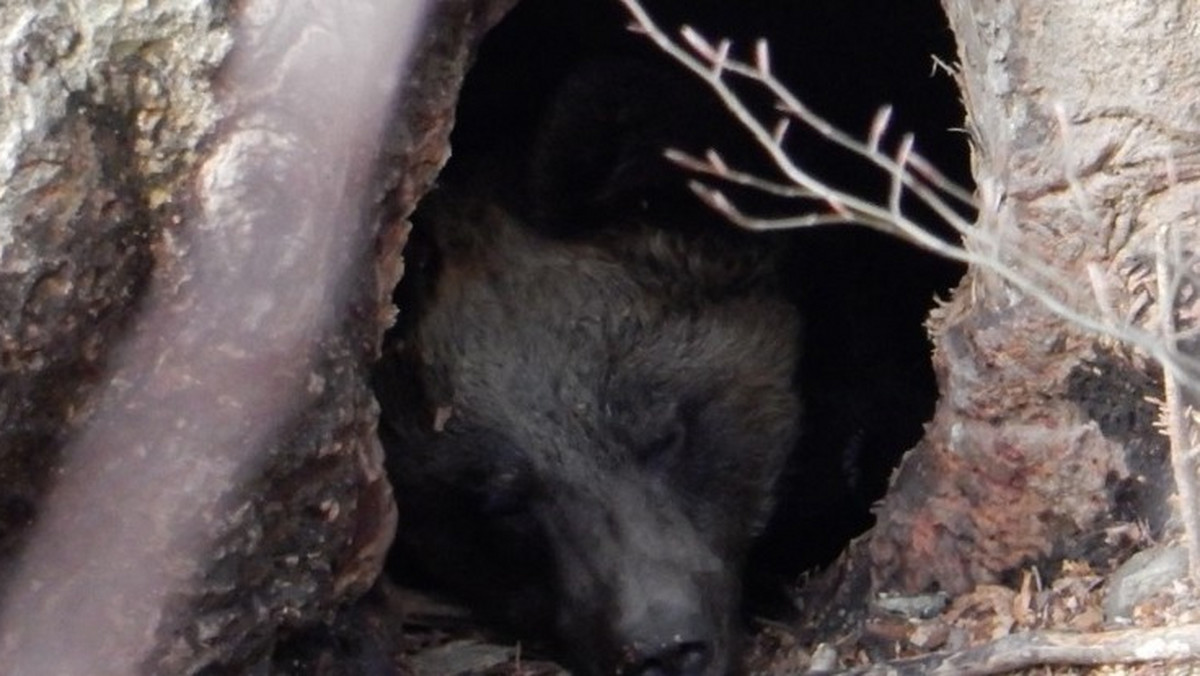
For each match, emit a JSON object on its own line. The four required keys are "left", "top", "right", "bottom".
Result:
{"left": 373, "top": 60, "right": 802, "bottom": 676}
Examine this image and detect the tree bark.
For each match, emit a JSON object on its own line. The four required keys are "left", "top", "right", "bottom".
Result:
{"left": 866, "top": 0, "right": 1200, "bottom": 597}
{"left": 0, "top": 1, "right": 513, "bottom": 672}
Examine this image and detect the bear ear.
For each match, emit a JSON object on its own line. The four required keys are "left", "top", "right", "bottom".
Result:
{"left": 527, "top": 57, "right": 718, "bottom": 237}
{"left": 526, "top": 57, "right": 791, "bottom": 297}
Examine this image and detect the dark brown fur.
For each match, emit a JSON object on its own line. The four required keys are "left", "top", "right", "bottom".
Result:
{"left": 374, "top": 189, "right": 800, "bottom": 675}
{"left": 373, "top": 59, "right": 801, "bottom": 676}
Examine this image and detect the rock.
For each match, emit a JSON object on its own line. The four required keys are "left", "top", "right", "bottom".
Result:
{"left": 1104, "top": 545, "right": 1189, "bottom": 622}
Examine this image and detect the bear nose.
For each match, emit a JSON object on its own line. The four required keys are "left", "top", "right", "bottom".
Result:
{"left": 624, "top": 640, "right": 712, "bottom": 676}
{"left": 610, "top": 578, "right": 720, "bottom": 676}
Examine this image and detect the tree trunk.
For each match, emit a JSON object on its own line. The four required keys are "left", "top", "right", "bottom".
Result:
{"left": 0, "top": 1, "right": 513, "bottom": 672}
{"left": 865, "top": 0, "right": 1200, "bottom": 597}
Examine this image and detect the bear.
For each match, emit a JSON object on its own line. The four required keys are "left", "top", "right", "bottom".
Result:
{"left": 373, "top": 60, "right": 802, "bottom": 676}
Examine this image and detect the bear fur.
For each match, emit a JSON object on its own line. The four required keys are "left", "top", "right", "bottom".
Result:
{"left": 373, "top": 60, "right": 802, "bottom": 676}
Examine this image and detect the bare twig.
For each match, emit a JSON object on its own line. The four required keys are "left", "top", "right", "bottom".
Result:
{"left": 1157, "top": 224, "right": 1200, "bottom": 580}
{"left": 806, "top": 625, "right": 1200, "bottom": 676}
{"left": 686, "top": 182, "right": 858, "bottom": 230}
{"left": 664, "top": 148, "right": 819, "bottom": 200}
{"left": 616, "top": 0, "right": 1200, "bottom": 392}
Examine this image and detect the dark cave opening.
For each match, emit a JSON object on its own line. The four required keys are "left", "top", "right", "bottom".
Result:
{"left": 390, "top": 0, "right": 971, "bottom": 644}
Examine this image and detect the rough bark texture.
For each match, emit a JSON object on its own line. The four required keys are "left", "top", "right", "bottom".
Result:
{"left": 865, "top": 1, "right": 1200, "bottom": 597}
{"left": 0, "top": 0, "right": 512, "bottom": 672}
{"left": 0, "top": 0, "right": 233, "bottom": 567}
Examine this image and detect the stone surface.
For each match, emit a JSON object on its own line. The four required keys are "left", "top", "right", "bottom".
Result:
{"left": 1104, "top": 545, "right": 1189, "bottom": 622}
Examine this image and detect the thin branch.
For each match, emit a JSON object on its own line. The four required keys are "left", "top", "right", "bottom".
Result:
{"left": 1158, "top": 224, "right": 1200, "bottom": 581}
{"left": 805, "top": 625, "right": 1200, "bottom": 676}
{"left": 888, "top": 135, "right": 916, "bottom": 218}
{"left": 867, "top": 105, "right": 893, "bottom": 155}
{"left": 665, "top": 149, "right": 821, "bottom": 200}
{"left": 616, "top": 0, "right": 1200, "bottom": 392}
{"left": 905, "top": 152, "right": 978, "bottom": 208}
{"left": 686, "top": 183, "right": 859, "bottom": 230}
